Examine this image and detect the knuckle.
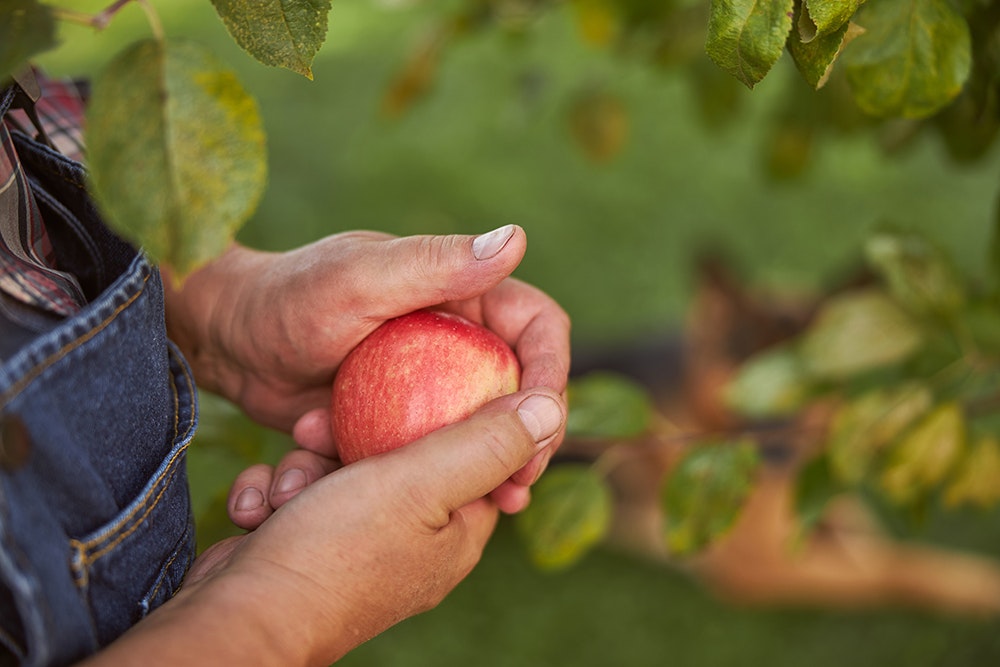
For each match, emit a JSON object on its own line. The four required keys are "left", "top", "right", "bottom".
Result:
{"left": 476, "top": 413, "right": 530, "bottom": 473}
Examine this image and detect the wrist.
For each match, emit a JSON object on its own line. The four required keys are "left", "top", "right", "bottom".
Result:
{"left": 160, "top": 244, "right": 268, "bottom": 399}
{"left": 82, "top": 569, "right": 337, "bottom": 666}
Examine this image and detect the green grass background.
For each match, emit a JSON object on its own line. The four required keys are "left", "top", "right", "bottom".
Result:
{"left": 39, "top": 1, "right": 1000, "bottom": 664}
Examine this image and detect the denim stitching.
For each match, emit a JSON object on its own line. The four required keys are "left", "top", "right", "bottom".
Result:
{"left": 0, "top": 274, "right": 150, "bottom": 409}
{"left": 143, "top": 519, "right": 193, "bottom": 605}
{"left": 69, "top": 446, "right": 188, "bottom": 587}
{"left": 68, "top": 345, "right": 197, "bottom": 586}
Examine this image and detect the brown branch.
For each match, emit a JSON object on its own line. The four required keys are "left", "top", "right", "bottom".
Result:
{"left": 51, "top": 0, "right": 139, "bottom": 31}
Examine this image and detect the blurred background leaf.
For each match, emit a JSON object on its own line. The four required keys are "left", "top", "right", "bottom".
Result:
{"left": 662, "top": 441, "right": 760, "bottom": 555}
{"left": 86, "top": 38, "right": 267, "bottom": 277}
{"left": 0, "top": 0, "right": 56, "bottom": 82}
{"left": 566, "top": 371, "right": 655, "bottom": 439}
{"left": 515, "top": 464, "right": 613, "bottom": 569}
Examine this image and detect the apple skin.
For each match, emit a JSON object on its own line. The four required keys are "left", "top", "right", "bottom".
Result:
{"left": 331, "top": 309, "right": 521, "bottom": 464}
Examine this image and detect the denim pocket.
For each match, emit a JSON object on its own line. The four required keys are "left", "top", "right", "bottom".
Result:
{"left": 67, "top": 344, "right": 197, "bottom": 647}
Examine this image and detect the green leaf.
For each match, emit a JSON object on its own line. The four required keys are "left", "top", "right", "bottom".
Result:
{"left": 960, "top": 299, "right": 1000, "bottom": 356}
{"left": 843, "top": 0, "right": 972, "bottom": 118}
{"left": 943, "top": 435, "right": 1000, "bottom": 509}
{"left": 515, "top": 465, "right": 612, "bottom": 570}
{"left": 788, "top": 14, "right": 865, "bottom": 89}
{"left": 0, "top": 0, "right": 57, "bottom": 84}
{"left": 210, "top": 0, "right": 331, "bottom": 79}
{"left": 992, "top": 192, "right": 1000, "bottom": 289}
{"left": 794, "top": 453, "right": 846, "bottom": 533}
{"left": 826, "top": 382, "right": 933, "bottom": 483}
{"left": 880, "top": 402, "right": 965, "bottom": 505}
{"left": 86, "top": 39, "right": 267, "bottom": 276}
{"left": 566, "top": 371, "right": 654, "bottom": 439}
{"left": 706, "top": 0, "right": 795, "bottom": 89}
{"left": 725, "top": 344, "right": 811, "bottom": 417}
{"left": 800, "top": 0, "right": 867, "bottom": 40}
{"left": 799, "top": 288, "right": 924, "bottom": 380}
{"left": 864, "top": 228, "right": 965, "bottom": 317}
{"left": 662, "top": 441, "right": 759, "bottom": 555}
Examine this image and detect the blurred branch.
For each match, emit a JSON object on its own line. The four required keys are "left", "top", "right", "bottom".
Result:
{"left": 52, "top": 0, "right": 136, "bottom": 31}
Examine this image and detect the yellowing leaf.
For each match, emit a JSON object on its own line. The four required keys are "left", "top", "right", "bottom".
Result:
{"left": 0, "top": 0, "right": 56, "bottom": 84}
{"left": 844, "top": 0, "right": 971, "bottom": 118}
{"left": 567, "top": 87, "right": 629, "bottom": 163}
{"left": 210, "top": 0, "right": 331, "bottom": 79}
{"left": 799, "top": 288, "right": 924, "bottom": 380}
{"left": 381, "top": 31, "right": 445, "bottom": 118}
{"left": 706, "top": 0, "right": 795, "bottom": 89}
{"left": 944, "top": 435, "right": 1000, "bottom": 509}
{"left": 726, "top": 345, "right": 811, "bottom": 417}
{"left": 880, "top": 402, "right": 964, "bottom": 505}
{"left": 662, "top": 441, "right": 759, "bottom": 556}
{"left": 570, "top": 0, "right": 621, "bottom": 47}
{"left": 515, "top": 465, "right": 612, "bottom": 570}
{"left": 86, "top": 40, "right": 267, "bottom": 277}
{"left": 826, "top": 383, "right": 933, "bottom": 484}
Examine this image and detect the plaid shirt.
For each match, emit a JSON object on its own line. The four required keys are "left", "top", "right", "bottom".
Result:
{"left": 1, "top": 71, "right": 88, "bottom": 317}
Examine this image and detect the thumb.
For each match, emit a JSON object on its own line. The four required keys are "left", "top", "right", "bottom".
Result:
{"left": 380, "top": 389, "right": 565, "bottom": 521}
{"left": 366, "top": 225, "right": 526, "bottom": 315}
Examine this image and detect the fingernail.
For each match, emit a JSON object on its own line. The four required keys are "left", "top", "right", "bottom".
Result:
{"left": 472, "top": 224, "right": 516, "bottom": 260}
{"left": 517, "top": 394, "right": 563, "bottom": 443}
{"left": 275, "top": 468, "right": 307, "bottom": 494}
{"left": 235, "top": 487, "right": 264, "bottom": 512}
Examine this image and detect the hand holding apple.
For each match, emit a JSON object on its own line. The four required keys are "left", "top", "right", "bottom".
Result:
{"left": 168, "top": 226, "right": 571, "bottom": 528}
{"left": 331, "top": 309, "right": 521, "bottom": 463}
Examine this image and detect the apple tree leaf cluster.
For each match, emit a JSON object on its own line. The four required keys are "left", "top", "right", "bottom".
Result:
{"left": 727, "top": 225, "right": 1000, "bottom": 531}
{"left": 516, "top": 371, "right": 762, "bottom": 569}
{"left": 1, "top": 0, "right": 332, "bottom": 278}
{"left": 377, "top": 0, "right": 998, "bottom": 173}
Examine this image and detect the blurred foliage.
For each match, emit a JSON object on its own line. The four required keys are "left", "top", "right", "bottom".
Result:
{"left": 8, "top": 3, "right": 1000, "bottom": 658}
{"left": 376, "top": 0, "right": 999, "bottom": 172}
{"left": 661, "top": 440, "right": 759, "bottom": 555}
{"left": 515, "top": 464, "right": 612, "bottom": 569}
{"left": 727, "top": 225, "right": 1000, "bottom": 537}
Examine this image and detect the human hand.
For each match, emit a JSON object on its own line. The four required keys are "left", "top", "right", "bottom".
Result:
{"left": 163, "top": 225, "right": 570, "bottom": 512}
{"left": 91, "top": 389, "right": 565, "bottom": 666}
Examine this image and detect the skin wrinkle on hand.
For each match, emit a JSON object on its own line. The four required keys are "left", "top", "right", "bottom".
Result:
{"left": 140, "top": 226, "right": 569, "bottom": 665}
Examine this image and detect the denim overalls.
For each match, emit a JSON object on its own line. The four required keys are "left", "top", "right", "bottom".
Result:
{"left": 0, "top": 88, "right": 198, "bottom": 665}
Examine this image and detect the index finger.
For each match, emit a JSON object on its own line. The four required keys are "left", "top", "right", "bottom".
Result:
{"left": 478, "top": 278, "right": 572, "bottom": 393}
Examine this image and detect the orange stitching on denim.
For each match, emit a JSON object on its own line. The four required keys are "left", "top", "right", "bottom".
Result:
{"left": 146, "top": 531, "right": 186, "bottom": 603}
{"left": 71, "top": 443, "right": 189, "bottom": 578}
{"left": 69, "top": 350, "right": 198, "bottom": 585}
{"left": 77, "top": 420, "right": 194, "bottom": 554}
{"left": 0, "top": 273, "right": 152, "bottom": 408}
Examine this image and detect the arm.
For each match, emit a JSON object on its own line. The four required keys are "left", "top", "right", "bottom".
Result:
{"left": 81, "top": 389, "right": 566, "bottom": 666}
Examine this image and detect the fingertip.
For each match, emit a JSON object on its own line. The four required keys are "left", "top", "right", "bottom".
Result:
{"left": 268, "top": 448, "right": 341, "bottom": 509}
{"left": 228, "top": 463, "right": 275, "bottom": 530}
{"left": 292, "top": 408, "right": 337, "bottom": 458}
{"left": 490, "top": 481, "right": 531, "bottom": 514}
{"left": 515, "top": 391, "right": 566, "bottom": 445}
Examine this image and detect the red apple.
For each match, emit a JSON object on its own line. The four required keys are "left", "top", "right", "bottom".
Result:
{"left": 331, "top": 309, "right": 521, "bottom": 464}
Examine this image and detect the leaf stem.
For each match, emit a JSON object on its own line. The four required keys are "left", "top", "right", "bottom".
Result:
{"left": 136, "top": 0, "right": 165, "bottom": 42}
{"left": 591, "top": 444, "right": 629, "bottom": 479}
{"left": 51, "top": 0, "right": 161, "bottom": 37}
